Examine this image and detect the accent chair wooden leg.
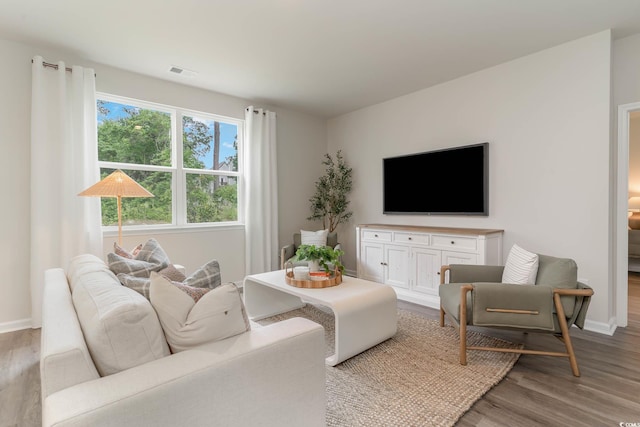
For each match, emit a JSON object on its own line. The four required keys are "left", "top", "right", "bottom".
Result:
{"left": 554, "top": 293, "right": 580, "bottom": 377}
{"left": 459, "top": 285, "right": 473, "bottom": 366}
{"left": 439, "top": 307, "right": 445, "bottom": 327}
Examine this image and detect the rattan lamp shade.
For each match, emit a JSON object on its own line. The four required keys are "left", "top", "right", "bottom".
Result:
{"left": 78, "top": 169, "right": 154, "bottom": 244}
{"left": 78, "top": 169, "right": 154, "bottom": 198}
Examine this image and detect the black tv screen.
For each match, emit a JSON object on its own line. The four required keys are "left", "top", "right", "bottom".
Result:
{"left": 383, "top": 142, "right": 488, "bottom": 215}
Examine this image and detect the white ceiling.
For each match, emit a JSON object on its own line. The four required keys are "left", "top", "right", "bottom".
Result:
{"left": 2, "top": 0, "right": 640, "bottom": 118}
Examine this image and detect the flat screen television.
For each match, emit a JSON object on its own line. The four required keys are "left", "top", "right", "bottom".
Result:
{"left": 383, "top": 142, "right": 488, "bottom": 215}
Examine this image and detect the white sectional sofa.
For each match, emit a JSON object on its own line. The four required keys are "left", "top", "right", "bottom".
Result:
{"left": 40, "top": 254, "right": 326, "bottom": 427}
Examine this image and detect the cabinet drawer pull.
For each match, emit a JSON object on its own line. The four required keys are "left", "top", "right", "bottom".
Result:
{"left": 374, "top": 234, "right": 378, "bottom": 237}
{"left": 451, "top": 241, "right": 455, "bottom": 244}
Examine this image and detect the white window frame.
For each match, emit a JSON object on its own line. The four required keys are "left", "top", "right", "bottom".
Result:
{"left": 97, "top": 93, "right": 244, "bottom": 232}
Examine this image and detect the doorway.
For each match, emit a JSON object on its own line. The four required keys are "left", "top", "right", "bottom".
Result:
{"left": 616, "top": 102, "right": 640, "bottom": 328}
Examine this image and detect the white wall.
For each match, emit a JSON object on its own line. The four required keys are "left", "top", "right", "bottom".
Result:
{"left": 328, "top": 31, "right": 612, "bottom": 327}
{"left": 613, "top": 33, "right": 640, "bottom": 107}
{"left": 0, "top": 36, "right": 326, "bottom": 331}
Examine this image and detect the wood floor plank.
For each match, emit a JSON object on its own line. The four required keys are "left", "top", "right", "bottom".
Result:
{"left": 1, "top": 277, "right": 639, "bottom": 426}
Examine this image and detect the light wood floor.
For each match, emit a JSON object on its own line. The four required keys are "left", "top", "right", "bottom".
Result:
{"left": 2, "top": 279, "right": 639, "bottom": 427}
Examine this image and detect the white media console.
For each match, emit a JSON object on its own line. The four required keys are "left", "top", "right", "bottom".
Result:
{"left": 356, "top": 224, "right": 504, "bottom": 309}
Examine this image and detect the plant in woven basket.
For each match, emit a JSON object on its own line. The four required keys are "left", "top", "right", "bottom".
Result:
{"left": 294, "top": 244, "right": 344, "bottom": 273}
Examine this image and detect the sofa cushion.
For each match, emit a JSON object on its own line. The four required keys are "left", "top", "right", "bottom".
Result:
{"left": 150, "top": 273, "right": 250, "bottom": 353}
{"left": 502, "top": 244, "right": 539, "bottom": 285}
{"left": 72, "top": 266, "right": 170, "bottom": 376}
{"left": 67, "top": 254, "right": 116, "bottom": 293}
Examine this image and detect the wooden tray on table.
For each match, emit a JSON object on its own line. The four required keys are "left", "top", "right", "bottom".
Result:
{"left": 284, "top": 262, "right": 342, "bottom": 289}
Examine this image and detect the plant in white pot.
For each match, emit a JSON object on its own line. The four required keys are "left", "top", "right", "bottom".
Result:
{"left": 294, "top": 244, "right": 344, "bottom": 274}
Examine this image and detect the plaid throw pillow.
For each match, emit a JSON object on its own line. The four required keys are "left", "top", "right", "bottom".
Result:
{"left": 108, "top": 238, "right": 171, "bottom": 277}
{"left": 183, "top": 259, "right": 221, "bottom": 289}
{"left": 117, "top": 273, "right": 154, "bottom": 298}
{"left": 119, "top": 259, "right": 220, "bottom": 299}
{"left": 136, "top": 238, "right": 171, "bottom": 265}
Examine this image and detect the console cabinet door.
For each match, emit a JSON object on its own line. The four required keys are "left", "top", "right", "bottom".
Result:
{"left": 359, "top": 242, "right": 385, "bottom": 283}
{"left": 384, "top": 244, "right": 410, "bottom": 289}
{"left": 412, "top": 247, "right": 442, "bottom": 296}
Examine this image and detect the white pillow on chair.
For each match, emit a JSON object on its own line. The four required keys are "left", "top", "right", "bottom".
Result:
{"left": 300, "top": 229, "right": 329, "bottom": 247}
{"left": 502, "top": 244, "right": 539, "bottom": 285}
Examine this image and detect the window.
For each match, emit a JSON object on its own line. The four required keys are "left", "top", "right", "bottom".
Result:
{"left": 97, "top": 94, "right": 243, "bottom": 228}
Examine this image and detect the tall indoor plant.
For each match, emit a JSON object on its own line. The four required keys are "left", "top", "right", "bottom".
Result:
{"left": 307, "top": 150, "right": 353, "bottom": 232}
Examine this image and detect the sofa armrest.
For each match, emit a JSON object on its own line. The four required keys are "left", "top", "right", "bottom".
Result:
{"left": 43, "top": 317, "right": 326, "bottom": 427}
{"left": 41, "top": 269, "right": 100, "bottom": 399}
{"left": 280, "top": 244, "right": 296, "bottom": 269}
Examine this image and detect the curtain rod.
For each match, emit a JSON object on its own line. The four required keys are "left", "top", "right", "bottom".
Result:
{"left": 31, "top": 59, "right": 72, "bottom": 72}
{"left": 31, "top": 59, "right": 97, "bottom": 77}
{"left": 246, "top": 107, "right": 266, "bottom": 115}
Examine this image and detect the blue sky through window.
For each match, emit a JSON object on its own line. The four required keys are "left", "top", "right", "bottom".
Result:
{"left": 98, "top": 100, "right": 237, "bottom": 170}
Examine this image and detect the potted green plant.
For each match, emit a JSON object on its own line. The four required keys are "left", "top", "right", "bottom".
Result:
{"left": 294, "top": 244, "right": 344, "bottom": 273}
{"left": 307, "top": 150, "right": 353, "bottom": 233}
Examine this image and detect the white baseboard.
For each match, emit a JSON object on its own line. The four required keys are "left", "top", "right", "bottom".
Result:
{"left": 583, "top": 317, "right": 617, "bottom": 336}
{"left": 344, "top": 268, "right": 357, "bottom": 277}
{"left": 0, "top": 318, "right": 33, "bottom": 334}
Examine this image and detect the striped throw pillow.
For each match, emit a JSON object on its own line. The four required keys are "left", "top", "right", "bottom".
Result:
{"left": 502, "top": 244, "right": 539, "bottom": 285}
{"left": 300, "top": 229, "right": 329, "bottom": 247}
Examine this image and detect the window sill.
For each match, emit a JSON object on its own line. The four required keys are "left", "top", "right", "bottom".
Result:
{"left": 102, "top": 223, "right": 244, "bottom": 238}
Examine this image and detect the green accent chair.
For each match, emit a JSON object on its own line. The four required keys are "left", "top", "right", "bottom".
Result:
{"left": 279, "top": 232, "right": 341, "bottom": 270}
{"left": 438, "top": 254, "right": 593, "bottom": 376}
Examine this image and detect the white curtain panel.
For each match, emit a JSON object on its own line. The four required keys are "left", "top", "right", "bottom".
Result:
{"left": 30, "top": 56, "right": 103, "bottom": 327}
{"left": 244, "top": 106, "right": 279, "bottom": 274}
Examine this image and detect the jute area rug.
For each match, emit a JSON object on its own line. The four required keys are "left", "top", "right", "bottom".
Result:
{"left": 258, "top": 304, "right": 521, "bottom": 427}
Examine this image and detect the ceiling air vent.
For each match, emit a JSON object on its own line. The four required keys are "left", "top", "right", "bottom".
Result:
{"left": 168, "top": 65, "right": 197, "bottom": 78}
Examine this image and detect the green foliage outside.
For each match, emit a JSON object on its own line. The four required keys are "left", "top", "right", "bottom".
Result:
{"left": 97, "top": 102, "right": 238, "bottom": 225}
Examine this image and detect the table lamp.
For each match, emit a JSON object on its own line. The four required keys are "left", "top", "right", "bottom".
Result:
{"left": 79, "top": 169, "right": 154, "bottom": 245}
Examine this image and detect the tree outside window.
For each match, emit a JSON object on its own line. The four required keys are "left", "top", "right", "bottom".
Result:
{"left": 97, "top": 96, "right": 242, "bottom": 227}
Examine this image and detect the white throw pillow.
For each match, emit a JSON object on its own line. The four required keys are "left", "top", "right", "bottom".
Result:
{"left": 301, "top": 229, "right": 329, "bottom": 247}
{"left": 502, "top": 244, "right": 539, "bottom": 285}
{"left": 149, "top": 273, "right": 250, "bottom": 353}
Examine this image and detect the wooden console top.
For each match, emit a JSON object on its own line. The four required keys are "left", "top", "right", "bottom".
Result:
{"left": 358, "top": 224, "right": 503, "bottom": 236}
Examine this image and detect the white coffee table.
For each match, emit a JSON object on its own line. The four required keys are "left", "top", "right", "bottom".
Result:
{"left": 243, "top": 270, "right": 397, "bottom": 366}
